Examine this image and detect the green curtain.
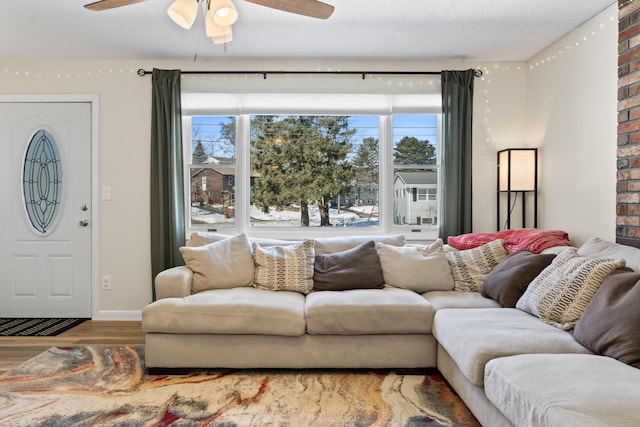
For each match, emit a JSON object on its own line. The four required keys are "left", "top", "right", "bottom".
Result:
{"left": 150, "top": 68, "right": 185, "bottom": 300}
{"left": 440, "top": 69, "right": 475, "bottom": 240}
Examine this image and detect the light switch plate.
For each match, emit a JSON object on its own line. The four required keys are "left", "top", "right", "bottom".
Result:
{"left": 102, "top": 185, "right": 111, "bottom": 201}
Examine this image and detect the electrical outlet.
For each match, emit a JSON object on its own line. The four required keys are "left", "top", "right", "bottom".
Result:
{"left": 101, "top": 275, "right": 112, "bottom": 290}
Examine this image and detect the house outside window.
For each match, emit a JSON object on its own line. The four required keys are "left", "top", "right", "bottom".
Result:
{"left": 187, "top": 116, "right": 237, "bottom": 226}
{"left": 182, "top": 94, "right": 441, "bottom": 240}
{"left": 393, "top": 171, "right": 438, "bottom": 226}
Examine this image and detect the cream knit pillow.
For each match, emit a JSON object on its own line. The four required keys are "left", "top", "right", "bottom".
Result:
{"left": 516, "top": 248, "right": 626, "bottom": 330}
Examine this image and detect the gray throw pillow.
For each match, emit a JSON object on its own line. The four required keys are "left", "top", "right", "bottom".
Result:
{"left": 482, "top": 250, "right": 556, "bottom": 307}
{"left": 313, "top": 240, "right": 384, "bottom": 291}
{"left": 573, "top": 271, "right": 640, "bottom": 368}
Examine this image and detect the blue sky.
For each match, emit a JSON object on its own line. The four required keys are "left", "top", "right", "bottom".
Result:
{"left": 352, "top": 115, "right": 438, "bottom": 146}
{"left": 191, "top": 114, "right": 438, "bottom": 159}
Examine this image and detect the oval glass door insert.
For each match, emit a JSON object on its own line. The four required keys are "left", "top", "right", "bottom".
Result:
{"left": 22, "top": 129, "right": 63, "bottom": 235}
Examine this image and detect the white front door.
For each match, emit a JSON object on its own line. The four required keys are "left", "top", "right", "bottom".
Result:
{"left": 0, "top": 101, "right": 93, "bottom": 318}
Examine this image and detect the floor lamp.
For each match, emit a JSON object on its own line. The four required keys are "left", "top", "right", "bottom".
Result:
{"left": 497, "top": 148, "right": 538, "bottom": 230}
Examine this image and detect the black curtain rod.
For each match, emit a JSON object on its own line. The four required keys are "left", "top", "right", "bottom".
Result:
{"left": 137, "top": 68, "right": 483, "bottom": 79}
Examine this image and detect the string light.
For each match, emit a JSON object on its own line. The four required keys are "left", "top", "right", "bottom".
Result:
{"left": 476, "top": 3, "right": 615, "bottom": 169}
{"left": 478, "top": 68, "right": 495, "bottom": 164}
{"left": 619, "top": 0, "right": 637, "bottom": 9}
{"left": 528, "top": 8, "right": 614, "bottom": 70}
{"left": 1, "top": 66, "right": 445, "bottom": 90}
{"left": 0, "top": 0, "right": 618, "bottom": 159}
{"left": 2, "top": 1, "right": 616, "bottom": 82}
{"left": 1, "top": 67, "right": 141, "bottom": 79}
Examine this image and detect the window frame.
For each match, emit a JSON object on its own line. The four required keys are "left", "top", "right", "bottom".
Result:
{"left": 182, "top": 94, "right": 442, "bottom": 241}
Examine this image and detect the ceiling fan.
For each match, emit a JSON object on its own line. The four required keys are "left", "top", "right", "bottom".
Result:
{"left": 83, "top": 0, "right": 335, "bottom": 20}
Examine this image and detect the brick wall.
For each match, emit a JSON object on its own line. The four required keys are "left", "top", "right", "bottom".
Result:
{"left": 617, "top": 0, "right": 640, "bottom": 246}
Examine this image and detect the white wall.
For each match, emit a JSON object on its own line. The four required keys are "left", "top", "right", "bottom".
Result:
{"left": 0, "top": 1, "right": 617, "bottom": 316}
{"left": 525, "top": 3, "right": 618, "bottom": 246}
{"left": 471, "top": 64, "right": 528, "bottom": 233}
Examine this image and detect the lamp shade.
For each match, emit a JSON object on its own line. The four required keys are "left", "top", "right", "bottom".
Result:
{"left": 206, "top": 11, "right": 232, "bottom": 38}
{"left": 498, "top": 149, "right": 537, "bottom": 192}
{"left": 212, "top": 32, "right": 233, "bottom": 44}
{"left": 167, "top": 0, "right": 198, "bottom": 29}
{"left": 211, "top": 0, "right": 238, "bottom": 26}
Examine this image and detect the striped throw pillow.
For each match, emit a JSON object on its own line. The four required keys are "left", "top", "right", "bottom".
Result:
{"left": 252, "top": 239, "right": 315, "bottom": 294}
{"left": 516, "top": 248, "right": 625, "bottom": 330}
{"left": 445, "top": 239, "right": 507, "bottom": 292}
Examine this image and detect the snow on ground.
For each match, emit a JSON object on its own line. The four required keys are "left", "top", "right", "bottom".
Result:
{"left": 191, "top": 204, "right": 378, "bottom": 227}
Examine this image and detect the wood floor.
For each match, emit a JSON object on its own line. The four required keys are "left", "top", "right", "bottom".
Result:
{"left": 0, "top": 321, "right": 144, "bottom": 375}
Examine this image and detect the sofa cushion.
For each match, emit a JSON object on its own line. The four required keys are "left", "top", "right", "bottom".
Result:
{"left": 313, "top": 234, "right": 405, "bottom": 255}
{"left": 253, "top": 239, "right": 315, "bottom": 294}
{"left": 516, "top": 248, "right": 625, "bottom": 330}
{"left": 445, "top": 239, "right": 507, "bottom": 292}
{"left": 187, "top": 231, "right": 293, "bottom": 248}
{"left": 313, "top": 240, "right": 384, "bottom": 291}
{"left": 578, "top": 236, "right": 640, "bottom": 272}
{"left": 305, "top": 287, "right": 435, "bottom": 335}
{"left": 482, "top": 250, "right": 556, "bottom": 308}
{"left": 432, "top": 308, "right": 590, "bottom": 387}
{"left": 377, "top": 239, "right": 454, "bottom": 292}
{"left": 485, "top": 354, "right": 640, "bottom": 427}
{"left": 573, "top": 271, "right": 640, "bottom": 368}
{"left": 179, "top": 232, "right": 254, "bottom": 292}
{"left": 421, "top": 290, "right": 500, "bottom": 310}
{"left": 141, "top": 287, "right": 306, "bottom": 336}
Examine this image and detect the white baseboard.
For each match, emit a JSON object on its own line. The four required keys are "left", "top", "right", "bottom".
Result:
{"left": 93, "top": 310, "right": 142, "bottom": 321}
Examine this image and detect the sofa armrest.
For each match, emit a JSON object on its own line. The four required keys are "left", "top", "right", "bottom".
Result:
{"left": 155, "top": 266, "right": 193, "bottom": 299}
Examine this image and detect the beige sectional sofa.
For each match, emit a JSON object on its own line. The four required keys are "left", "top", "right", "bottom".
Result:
{"left": 434, "top": 237, "right": 640, "bottom": 427}
{"left": 143, "top": 234, "right": 445, "bottom": 369}
{"left": 142, "top": 233, "right": 640, "bottom": 426}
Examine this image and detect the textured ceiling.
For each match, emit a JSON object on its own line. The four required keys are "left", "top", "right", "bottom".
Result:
{"left": 0, "top": 0, "right": 616, "bottom": 61}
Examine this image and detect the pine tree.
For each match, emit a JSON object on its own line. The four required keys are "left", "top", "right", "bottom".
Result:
{"left": 393, "top": 136, "right": 436, "bottom": 165}
{"left": 250, "top": 115, "right": 355, "bottom": 226}
{"left": 353, "top": 137, "right": 379, "bottom": 184}
{"left": 218, "top": 119, "right": 236, "bottom": 159}
{"left": 192, "top": 140, "right": 208, "bottom": 164}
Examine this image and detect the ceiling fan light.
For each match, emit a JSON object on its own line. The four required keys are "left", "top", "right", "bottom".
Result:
{"left": 206, "top": 11, "right": 232, "bottom": 38}
{"left": 212, "top": 28, "right": 233, "bottom": 45}
{"left": 167, "top": 0, "right": 198, "bottom": 29}
{"left": 211, "top": 0, "right": 238, "bottom": 26}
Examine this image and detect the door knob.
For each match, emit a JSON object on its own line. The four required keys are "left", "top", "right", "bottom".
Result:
{"left": 79, "top": 220, "right": 89, "bottom": 227}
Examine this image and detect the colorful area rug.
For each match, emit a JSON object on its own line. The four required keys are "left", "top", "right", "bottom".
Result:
{"left": 0, "top": 346, "right": 480, "bottom": 426}
{"left": 0, "top": 318, "right": 89, "bottom": 336}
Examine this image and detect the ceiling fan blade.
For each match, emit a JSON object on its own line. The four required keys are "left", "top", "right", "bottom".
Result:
{"left": 84, "top": 0, "right": 145, "bottom": 11}
{"left": 245, "top": 0, "right": 334, "bottom": 19}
